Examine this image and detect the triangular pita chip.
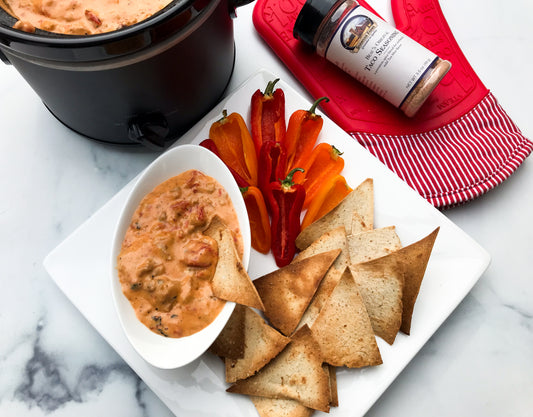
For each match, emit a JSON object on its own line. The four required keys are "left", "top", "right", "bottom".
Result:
{"left": 225, "top": 307, "right": 290, "bottom": 383}
{"left": 204, "top": 214, "right": 243, "bottom": 257}
{"left": 350, "top": 210, "right": 369, "bottom": 236}
{"left": 311, "top": 268, "right": 382, "bottom": 367}
{"left": 254, "top": 249, "right": 340, "bottom": 336}
{"left": 251, "top": 397, "right": 313, "bottom": 417}
{"left": 227, "top": 325, "right": 331, "bottom": 412}
{"left": 351, "top": 254, "right": 404, "bottom": 345}
{"left": 348, "top": 226, "right": 403, "bottom": 266}
{"left": 293, "top": 227, "right": 350, "bottom": 329}
{"left": 209, "top": 303, "right": 246, "bottom": 359}
{"left": 295, "top": 178, "right": 373, "bottom": 250}
{"left": 205, "top": 218, "right": 264, "bottom": 311}
{"left": 393, "top": 227, "right": 439, "bottom": 335}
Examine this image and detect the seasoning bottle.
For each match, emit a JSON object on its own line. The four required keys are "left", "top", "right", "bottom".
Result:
{"left": 293, "top": 0, "right": 451, "bottom": 117}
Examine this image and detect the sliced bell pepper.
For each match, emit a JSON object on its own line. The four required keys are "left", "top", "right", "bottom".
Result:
{"left": 258, "top": 140, "right": 287, "bottom": 208}
{"left": 251, "top": 78, "right": 286, "bottom": 155}
{"left": 301, "top": 174, "right": 353, "bottom": 229}
{"left": 199, "top": 139, "right": 249, "bottom": 188}
{"left": 241, "top": 186, "right": 271, "bottom": 254}
{"left": 298, "top": 143, "right": 345, "bottom": 209}
{"left": 267, "top": 168, "right": 306, "bottom": 267}
{"left": 283, "top": 96, "right": 329, "bottom": 174}
{"left": 209, "top": 110, "right": 258, "bottom": 186}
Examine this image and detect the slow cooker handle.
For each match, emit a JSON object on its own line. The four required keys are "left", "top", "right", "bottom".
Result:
{"left": 128, "top": 113, "right": 170, "bottom": 150}
{"left": 229, "top": 0, "right": 255, "bottom": 18}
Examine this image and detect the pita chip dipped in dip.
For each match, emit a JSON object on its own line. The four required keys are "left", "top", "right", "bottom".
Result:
{"left": 116, "top": 169, "right": 243, "bottom": 338}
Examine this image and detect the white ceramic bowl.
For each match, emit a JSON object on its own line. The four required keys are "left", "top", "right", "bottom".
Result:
{"left": 110, "top": 144, "right": 251, "bottom": 369}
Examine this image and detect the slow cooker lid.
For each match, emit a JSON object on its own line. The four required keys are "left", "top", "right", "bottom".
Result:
{"left": 0, "top": 0, "right": 216, "bottom": 62}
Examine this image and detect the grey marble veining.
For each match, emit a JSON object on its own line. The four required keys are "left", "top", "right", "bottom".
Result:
{"left": 15, "top": 320, "right": 130, "bottom": 412}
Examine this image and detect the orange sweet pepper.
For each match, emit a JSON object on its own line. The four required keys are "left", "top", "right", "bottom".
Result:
{"left": 241, "top": 186, "right": 271, "bottom": 254}
{"left": 301, "top": 174, "right": 352, "bottom": 229}
{"left": 298, "top": 143, "right": 345, "bottom": 208}
{"left": 209, "top": 110, "right": 258, "bottom": 186}
{"left": 284, "top": 97, "right": 329, "bottom": 174}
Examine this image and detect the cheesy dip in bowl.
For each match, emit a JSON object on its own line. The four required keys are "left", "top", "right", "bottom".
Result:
{"left": 110, "top": 144, "right": 250, "bottom": 369}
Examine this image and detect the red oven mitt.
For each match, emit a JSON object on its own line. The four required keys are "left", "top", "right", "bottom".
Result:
{"left": 253, "top": 0, "right": 532, "bottom": 208}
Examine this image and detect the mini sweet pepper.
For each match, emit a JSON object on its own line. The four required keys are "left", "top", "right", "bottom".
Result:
{"left": 267, "top": 168, "right": 306, "bottom": 267}
{"left": 301, "top": 174, "right": 352, "bottom": 229}
{"left": 209, "top": 110, "right": 258, "bottom": 186}
{"left": 258, "top": 140, "right": 287, "bottom": 207}
{"left": 299, "top": 143, "right": 345, "bottom": 208}
{"left": 283, "top": 96, "right": 329, "bottom": 174}
{"left": 250, "top": 78, "right": 286, "bottom": 155}
{"left": 241, "top": 186, "right": 271, "bottom": 254}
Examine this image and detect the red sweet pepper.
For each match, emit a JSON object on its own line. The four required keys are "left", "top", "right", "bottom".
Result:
{"left": 284, "top": 96, "right": 329, "bottom": 174}
{"left": 267, "top": 168, "right": 306, "bottom": 267}
{"left": 258, "top": 140, "right": 287, "bottom": 207}
{"left": 251, "top": 78, "right": 286, "bottom": 155}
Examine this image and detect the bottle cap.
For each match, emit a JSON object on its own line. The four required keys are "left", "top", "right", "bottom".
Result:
{"left": 293, "top": 0, "right": 339, "bottom": 47}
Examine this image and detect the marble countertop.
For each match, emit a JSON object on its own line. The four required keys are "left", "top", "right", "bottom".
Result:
{"left": 1, "top": 0, "right": 531, "bottom": 416}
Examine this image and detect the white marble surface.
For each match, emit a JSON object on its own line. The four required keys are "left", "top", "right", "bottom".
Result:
{"left": 0, "top": 0, "right": 531, "bottom": 416}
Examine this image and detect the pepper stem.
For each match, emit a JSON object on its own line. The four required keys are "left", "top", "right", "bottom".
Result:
{"left": 264, "top": 78, "right": 280, "bottom": 97}
{"left": 308, "top": 96, "right": 329, "bottom": 116}
{"left": 216, "top": 109, "right": 228, "bottom": 123}
{"left": 332, "top": 144, "right": 344, "bottom": 157}
{"left": 239, "top": 186, "right": 249, "bottom": 193}
{"left": 281, "top": 168, "right": 305, "bottom": 188}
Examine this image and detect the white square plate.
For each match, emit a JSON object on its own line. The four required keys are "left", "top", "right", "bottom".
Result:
{"left": 44, "top": 69, "right": 490, "bottom": 417}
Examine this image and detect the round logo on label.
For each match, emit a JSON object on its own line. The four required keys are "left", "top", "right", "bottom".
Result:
{"left": 341, "top": 15, "right": 376, "bottom": 52}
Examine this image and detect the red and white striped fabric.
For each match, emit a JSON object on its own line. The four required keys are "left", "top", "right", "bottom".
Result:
{"left": 353, "top": 92, "right": 533, "bottom": 208}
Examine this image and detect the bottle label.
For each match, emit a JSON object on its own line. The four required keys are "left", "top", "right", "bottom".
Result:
{"left": 325, "top": 5, "right": 437, "bottom": 107}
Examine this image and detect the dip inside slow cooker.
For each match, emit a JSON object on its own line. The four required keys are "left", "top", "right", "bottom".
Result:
{"left": 0, "top": 0, "right": 176, "bottom": 35}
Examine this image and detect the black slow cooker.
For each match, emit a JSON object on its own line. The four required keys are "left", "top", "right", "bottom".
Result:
{"left": 0, "top": 0, "right": 253, "bottom": 149}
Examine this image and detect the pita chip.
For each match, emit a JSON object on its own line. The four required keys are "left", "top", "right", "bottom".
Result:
{"left": 350, "top": 210, "right": 370, "bottom": 236}
{"left": 348, "top": 226, "right": 403, "bottom": 266}
{"left": 295, "top": 178, "right": 374, "bottom": 250}
{"left": 225, "top": 307, "right": 290, "bottom": 383}
{"left": 204, "top": 215, "right": 234, "bottom": 249}
{"left": 351, "top": 255, "right": 404, "bottom": 345}
{"left": 251, "top": 397, "right": 313, "bottom": 417}
{"left": 251, "top": 367, "right": 337, "bottom": 417}
{"left": 294, "top": 227, "right": 350, "bottom": 329}
{"left": 311, "top": 268, "right": 382, "bottom": 367}
{"left": 250, "top": 366, "right": 335, "bottom": 416}
{"left": 227, "top": 325, "right": 331, "bottom": 413}
{"left": 254, "top": 249, "right": 340, "bottom": 336}
{"left": 205, "top": 218, "right": 264, "bottom": 311}
{"left": 394, "top": 227, "right": 439, "bottom": 335}
{"left": 209, "top": 304, "right": 246, "bottom": 359}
